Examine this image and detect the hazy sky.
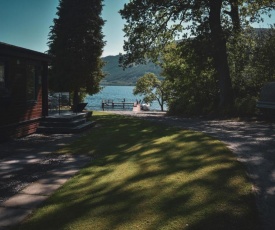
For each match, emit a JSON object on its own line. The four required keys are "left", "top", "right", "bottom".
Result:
{"left": 0, "top": 0, "right": 274, "bottom": 57}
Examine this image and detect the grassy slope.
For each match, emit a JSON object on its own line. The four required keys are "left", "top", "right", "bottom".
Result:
{"left": 15, "top": 112, "right": 261, "bottom": 230}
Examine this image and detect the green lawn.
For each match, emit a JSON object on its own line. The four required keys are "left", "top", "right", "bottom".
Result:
{"left": 15, "top": 112, "right": 261, "bottom": 230}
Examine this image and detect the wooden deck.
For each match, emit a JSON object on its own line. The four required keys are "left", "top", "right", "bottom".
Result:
{"left": 101, "top": 100, "right": 137, "bottom": 111}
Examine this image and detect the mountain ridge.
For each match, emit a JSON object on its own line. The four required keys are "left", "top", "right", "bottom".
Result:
{"left": 101, "top": 55, "right": 162, "bottom": 86}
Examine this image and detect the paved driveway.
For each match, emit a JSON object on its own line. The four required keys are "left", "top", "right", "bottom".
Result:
{"left": 0, "top": 133, "right": 90, "bottom": 203}
{"left": 0, "top": 132, "right": 92, "bottom": 229}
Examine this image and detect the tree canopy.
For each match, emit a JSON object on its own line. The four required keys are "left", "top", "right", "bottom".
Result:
{"left": 48, "top": 0, "right": 105, "bottom": 104}
{"left": 160, "top": 39, "right": 218, "bottom": 115}
{"left": 133, "top": 72, "right": 169, "bottom": 111}
{"left": 120, "top": 0, "right": 275, "bottom": 108}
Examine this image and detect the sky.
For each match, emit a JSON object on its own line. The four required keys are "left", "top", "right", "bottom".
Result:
{"left": 0, "top": 0, "right": 129, "bottom": 57}
{"left": 0, "top": 0, "right": 274, "bottom": 57}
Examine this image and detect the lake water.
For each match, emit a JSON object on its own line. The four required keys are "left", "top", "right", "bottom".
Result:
{"left": 84, "top": 85, "right": 166, "bottom": 111}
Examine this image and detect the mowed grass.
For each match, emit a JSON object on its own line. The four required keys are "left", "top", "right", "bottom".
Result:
{"left": 15, "top": 112, "right": 261, "bottom": 230}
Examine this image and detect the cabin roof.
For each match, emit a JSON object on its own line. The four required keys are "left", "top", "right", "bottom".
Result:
{"left": 0, "top": 42, "right": 51, "bottom": 62}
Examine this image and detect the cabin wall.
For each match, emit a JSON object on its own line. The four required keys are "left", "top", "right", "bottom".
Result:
{"left": 0, "top": 56, "right": 47, "bottom": 141}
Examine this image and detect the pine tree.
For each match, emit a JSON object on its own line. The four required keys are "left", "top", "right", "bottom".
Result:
{"left": 48, "top": 0, "right": 105, "bottom": 106}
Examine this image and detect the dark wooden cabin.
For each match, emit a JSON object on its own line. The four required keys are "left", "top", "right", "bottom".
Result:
{"left": 0, "top": 42, "right": 51, "bottom": 141}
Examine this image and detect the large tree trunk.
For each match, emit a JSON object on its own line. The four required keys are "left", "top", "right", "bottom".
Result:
{"left": 229, "top": 0, "right": 241, "bottom": 33}
{"left": 209, "top": 1, "right": 234, "bottom": 108}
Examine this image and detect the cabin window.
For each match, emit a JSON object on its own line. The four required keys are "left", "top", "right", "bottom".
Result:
{"left": 0, "top": 62, "right": 5, "bottom": 88}
{"left": 26, "top": 65, "right": 36, "bottom": 101}
{"left": 26, "top": 65, "right": 42, "bottom": 101}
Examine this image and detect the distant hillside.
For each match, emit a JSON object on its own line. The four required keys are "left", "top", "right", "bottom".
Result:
{"left": 101, "top": 55, "right": 162, "bottom": 86}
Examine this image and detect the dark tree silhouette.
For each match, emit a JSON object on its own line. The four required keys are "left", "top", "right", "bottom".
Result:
{"left": 48, "top": 0, "right": 105, "bottom": 106}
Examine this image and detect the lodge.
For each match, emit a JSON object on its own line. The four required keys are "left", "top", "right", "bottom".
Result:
{"left": 0, "top": 42, "right": 51, "bottom": 141}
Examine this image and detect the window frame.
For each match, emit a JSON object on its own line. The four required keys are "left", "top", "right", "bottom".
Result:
{"left": 26, "top": 64, "right": 42, "bottom": 102}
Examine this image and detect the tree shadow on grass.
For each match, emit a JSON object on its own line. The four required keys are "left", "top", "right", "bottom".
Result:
{"left": 15, "top": 114, "right": 262, "bottom": 230}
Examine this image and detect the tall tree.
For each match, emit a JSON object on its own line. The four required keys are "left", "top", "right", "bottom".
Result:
{"left": 133, "top": 73, "right": 169, "bottom": 111}
{"left": 119, "top": 0, "right": 274, "bottom": 108}
{"left": 48, "top": 0, "right": 105, "bottom": 106}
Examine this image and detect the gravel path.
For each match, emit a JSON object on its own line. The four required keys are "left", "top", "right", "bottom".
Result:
{"left": 107, "top": 111, "right": 275, "bottom": 230}
{"left": 0, "top": 132, "right": 92, "bottom": 204}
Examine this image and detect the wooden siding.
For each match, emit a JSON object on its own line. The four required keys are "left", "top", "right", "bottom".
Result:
{"left": 0, "top": 43, "right": 50, "bottom": 140}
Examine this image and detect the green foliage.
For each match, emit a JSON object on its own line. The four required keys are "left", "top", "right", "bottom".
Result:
{"left": 228, "top": 27, "right": 275, "bottom": 99}
{"left": 48, "top": 0, "right": 105, "bottom": 97}
{"left": 133, "top": 73, "right": 168, "bottom": 111}
{"left": 246, "top": 27, "right": 275, "bottom": 86}
{"left": 163, "top": 26, "right": 275, "bottom": 117}
{"left": 119, "top": 1, "right": 236, "bottom": 107}
{"left": 161, "top": 26, "right": 275, "bottom": 117}
{"left": 161, "top": 39, "right": 219, "bottom": 116}
{"left": 120, "top": 1, "right": 275, "bottom": 109}
{"left": 226, "top": 26, "right": 275, "bottom": 117}
{"left": 234, "top": 96, "right": 257, "bottom": 116}
{"left": 119, "top": 0, "right": 254, "bottom": 66}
